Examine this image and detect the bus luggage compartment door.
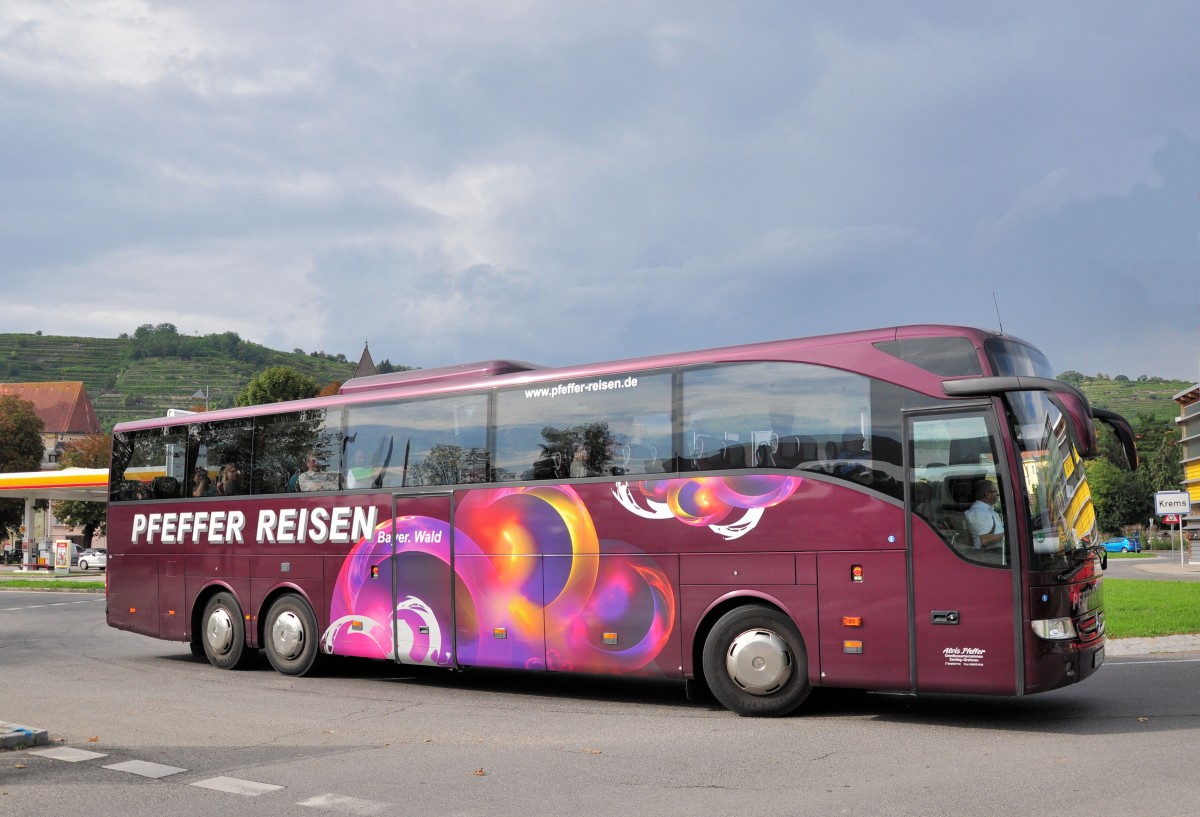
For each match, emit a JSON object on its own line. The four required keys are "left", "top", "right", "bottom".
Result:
{"left": 816, "top": 550, "right": 910, "bottom": 690}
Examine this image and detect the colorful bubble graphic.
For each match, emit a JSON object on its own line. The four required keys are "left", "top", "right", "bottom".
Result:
{"left": 324, "top": 484, "right": 677, "bottom": 675}
{"left": 615, "top": 474, "right": 802, "bottom": 539}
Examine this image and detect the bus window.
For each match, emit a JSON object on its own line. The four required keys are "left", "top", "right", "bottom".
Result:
{"left": 909, "top": 412, "right": 1010, "bottom": 567}
{"left": 681, "top": 362, "right": 881, "bottom": 480}
{"left": 252, "top": 408, "right": 343, "bottom": 494}
{"left": 345, "top": 393, "right": 489, "bottom": 489}
{"left": 493, "top": 371, "right": 671, "bottom": 481}
{"left": 187, "top": 419, "right": 252, "bottom": 498}
{"left": 1008, "top": 391, "right": 1097, "bottom": 572}
{"left": 874, "top": 336, "right": 983, "bottom": 377}
{"left": 110, "top": 426, "right": 189, "bottom": 501}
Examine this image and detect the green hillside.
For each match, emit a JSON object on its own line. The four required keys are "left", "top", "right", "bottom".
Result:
{"left": 0, "top": 328, "right": 367, "bottom": 430}
{"left": 1062, "top": 372, "right": 1191, "bottom": 426}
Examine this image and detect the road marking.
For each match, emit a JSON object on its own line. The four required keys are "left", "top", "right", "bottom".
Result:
{"left": 26, "top": 742, "right": 397, "bottom": 813}
{"left": 29, "top": 746, "right": 107, "bottom": 762}
{"left": 0, "top": 598, "right": 105, "bottom": 612}
{"left": 192, "top": 776, "right": 285, "bottom": 796}
{"left": 298, "top": 793, "right": 391, "bottom": 815}
{"left": 105, "top": 759, "right": 188, "bottom": 778}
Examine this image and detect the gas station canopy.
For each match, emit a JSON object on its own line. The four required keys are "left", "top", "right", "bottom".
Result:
{"left": 0, "top": 468, "right": 109, "bottom": 502}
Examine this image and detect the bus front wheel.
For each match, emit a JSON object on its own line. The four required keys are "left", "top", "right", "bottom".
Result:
{"left": 263, "top": 594, "right": 323, "bottom": 677}
{"left": 702, "top": 605, "right": 811, "bottom": 717}
{"left": 201, "top": 592, "right": 252, "bottom": 670}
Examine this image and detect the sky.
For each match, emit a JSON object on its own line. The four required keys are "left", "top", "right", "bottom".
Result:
{"left": 2, "top": 1, "right": 1198, "bottom": 381}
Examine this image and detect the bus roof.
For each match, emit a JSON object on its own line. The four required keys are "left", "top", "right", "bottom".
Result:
{"left": 339, "top": 359, "right": 545, "bottom": 395}
{"left": 112, "top": 324, "right": 1026, "bottom": 433}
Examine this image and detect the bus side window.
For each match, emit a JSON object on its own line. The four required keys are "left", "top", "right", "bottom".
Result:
{"left": 910, "top": 413, "right": 1010, "bottom": 568}
{"left": 493, "top": 371, "right": 672, "bottom": 482}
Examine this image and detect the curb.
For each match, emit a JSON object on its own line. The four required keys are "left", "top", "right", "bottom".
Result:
{"left": 1, "top": 721, "right": 49, "bottom": 750}
{"left": 1104, "top": 634, "right": 1200, "bottom": 658}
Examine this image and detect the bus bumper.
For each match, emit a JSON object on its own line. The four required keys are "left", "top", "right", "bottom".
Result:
{"left": 1027, "top": 635, "right": 1105, "bottom": 694}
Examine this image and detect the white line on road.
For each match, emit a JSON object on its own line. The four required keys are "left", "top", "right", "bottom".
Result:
{"left": 105, "top": 759, "right": 188, "bottom": 778}
{"left": 191, "top": 776, "right": 285, "bottom": 796}
{"left": 297, "top": 793, "right": 392, "bottom": 815}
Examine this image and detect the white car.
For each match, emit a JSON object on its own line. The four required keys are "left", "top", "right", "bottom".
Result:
{"left": 77, "top": 549, "right": 107, "bottom": 571}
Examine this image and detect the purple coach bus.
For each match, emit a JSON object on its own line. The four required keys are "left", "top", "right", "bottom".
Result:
{"left": 105, "top": 325, "right": 1137, "bottom": 716}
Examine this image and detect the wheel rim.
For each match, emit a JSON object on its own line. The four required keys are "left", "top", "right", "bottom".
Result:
{"left": 725, "top": 628, "right": 793, "bottom": 696}
{"left": 271, "top": 610, "right": 305, "bottom": 660}
{"left": 206, "top": 606, "right": 235, "bottom": 656}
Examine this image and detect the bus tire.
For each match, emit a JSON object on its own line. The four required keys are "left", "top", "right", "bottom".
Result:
{"left": 263, "top": 594, "right": 323, "bottom": 677}
{"left": 201, "top": 591, "right": 252, "bottom": 670}
{"left": 701, "top": 605, "right": 811, "bottom": 717}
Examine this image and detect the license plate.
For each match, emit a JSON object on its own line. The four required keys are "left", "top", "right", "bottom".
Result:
{"left": 1093, "top": 646, "right": 1105, "bottom": 669}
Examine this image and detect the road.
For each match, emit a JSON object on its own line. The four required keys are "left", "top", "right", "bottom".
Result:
{"left": 1102, "top": 551, "right": 1200, "bottom": 581}
{"left": 2, "top": 590, "right": 1199, "bottom": 817}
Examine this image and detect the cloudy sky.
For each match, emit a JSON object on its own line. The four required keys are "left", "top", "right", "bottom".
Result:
{"left": 2, "top": 1, "right": 1198, "bottom": 380}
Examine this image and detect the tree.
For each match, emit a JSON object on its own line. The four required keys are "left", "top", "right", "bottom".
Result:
{"left": 54, "top": 434, "right": 111, "bottom": 550}
{"left": 1086, "top": 458, "right": 1145, "bottom": 533}
{"left": 0, "top": 394, "right": 45, "bottom": 540}
{"left": 1088, "top": 413, "right": 1183, "bottom": 534}
{"left": 1133, "top": 412, "right": 1183, "bottom": 496}
{"left": 235, "top": 366, "right": 319, "bottom": 406}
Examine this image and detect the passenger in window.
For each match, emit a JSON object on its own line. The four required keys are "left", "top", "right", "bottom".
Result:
{"left": 966, "top": 480, "right": 1005, "bottom": 550}
{"left": 297, "top": 452, "right": 336, "bottom": 492}
{"left": 216, "top": 462, "right": 243, "bottom": 496}
{"left": 834, "top": 429, "right": 872, "bottom": 481}
{"left": 346, "top": 448, "right": 383, "bottom": 489}
{"left": 191, "top": 467, "right": 218, "bottom": 497}
{"left": 570, "top": 444, "right": 593, "bottom": 478}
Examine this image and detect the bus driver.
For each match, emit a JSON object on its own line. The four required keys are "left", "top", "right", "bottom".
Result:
{"left": 966, "top": 479, "right": 1005, "bottom": 550}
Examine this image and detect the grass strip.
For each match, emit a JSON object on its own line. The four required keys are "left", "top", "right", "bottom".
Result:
{"left": 0, "top": 579, "right": 105, "bottom": 591}
{"left": 1104, "top": 578, "right": 1200, "bottom": 638}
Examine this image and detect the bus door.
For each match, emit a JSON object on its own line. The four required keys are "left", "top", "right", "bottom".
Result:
{"left": 388, "top": 493, "right": 461, "bottom": 668}
{"left": 906, "top": 410, "right": 1019, "bottom": 695}
{"left": 392, "top": 492, "right": 549, "bottom": 672}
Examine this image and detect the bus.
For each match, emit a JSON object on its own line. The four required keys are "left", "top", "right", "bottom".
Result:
{"left": 105, "top": 325, "right": 1137, "bottom": 716}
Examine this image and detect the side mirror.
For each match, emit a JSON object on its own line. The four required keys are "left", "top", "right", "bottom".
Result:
{"left": 1091, "top": 408, "right": 1138, "bottom": 471}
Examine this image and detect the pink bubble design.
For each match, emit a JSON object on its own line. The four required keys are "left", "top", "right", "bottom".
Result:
{"left": 326, "top": 485, "right": 676, "bottom": 674}
{"left": 619, "top": 474, "right": 802, "bottom": 538}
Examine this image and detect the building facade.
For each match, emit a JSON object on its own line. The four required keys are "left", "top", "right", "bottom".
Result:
{"left": 1175, "top": 383, "right": 1200, "bottom": 553}
{"left": 0, "top": 381, "right": 102, "bottom": 467}
{"left": 0, "top": 382, "right": 104, "bottom": 557}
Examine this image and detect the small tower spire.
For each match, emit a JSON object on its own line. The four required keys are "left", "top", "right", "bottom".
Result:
{"left": 354, "top": 342, "right": 377, "bottom": 378}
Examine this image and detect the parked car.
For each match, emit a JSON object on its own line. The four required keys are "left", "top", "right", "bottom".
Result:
{"left": 77, "top": 549, "right": 107, "bottom": 570}
{"left": 1101, "top": 536, "right": 1141, "bottom": 553}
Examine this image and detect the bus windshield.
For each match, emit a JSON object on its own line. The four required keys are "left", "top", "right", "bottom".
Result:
{"left": 1009, "top": 391, "right": 1097, "bottom": 571}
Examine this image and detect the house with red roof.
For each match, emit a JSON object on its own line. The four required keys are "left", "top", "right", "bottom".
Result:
{"left": 0, "top": 381, "right": 102, "bottom": 468}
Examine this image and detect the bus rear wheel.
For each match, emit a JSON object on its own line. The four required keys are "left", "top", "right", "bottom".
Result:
{"left": 263, "top": 594, "right": 323, "bottom": 677}
{"left": 201, "top": 591, "right": 253, "bottom": 670}
{"left": 702, "top": 605, "right": 811, "bottom": 717}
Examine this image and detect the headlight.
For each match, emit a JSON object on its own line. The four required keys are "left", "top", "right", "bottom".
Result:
{"left": 1031, "top": 617, "right": 1078, "bottom": 640}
